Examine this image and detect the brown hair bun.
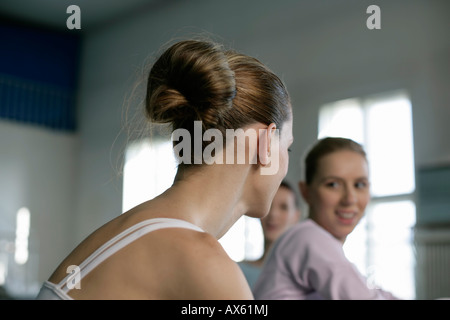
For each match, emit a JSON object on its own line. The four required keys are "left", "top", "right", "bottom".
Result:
{"left": 146, "top": 40, "right": 236, "bottom": 129}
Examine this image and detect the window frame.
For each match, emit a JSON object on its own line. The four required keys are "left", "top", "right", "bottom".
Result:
{"left": 318, "top": 89, "right": 417, "bottom": 299}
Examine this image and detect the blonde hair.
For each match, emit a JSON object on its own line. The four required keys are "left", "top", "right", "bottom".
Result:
{"left": 304, "top": 137, "right": 367, "bottom": 185}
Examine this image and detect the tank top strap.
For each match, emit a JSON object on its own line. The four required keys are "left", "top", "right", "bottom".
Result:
{"left": 57, "top": 218, "right": 204, "bottom": 293}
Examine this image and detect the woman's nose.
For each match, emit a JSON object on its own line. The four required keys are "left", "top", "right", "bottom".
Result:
{"left": 341, "top": 186, "right": 357, "bottom": 205}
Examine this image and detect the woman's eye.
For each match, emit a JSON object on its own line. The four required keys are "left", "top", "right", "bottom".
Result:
{"left": 355, "top": 181, "right": 368, "bottom": 189}
{"left": 326, "top": 181, "right": 339, "bottom": 188}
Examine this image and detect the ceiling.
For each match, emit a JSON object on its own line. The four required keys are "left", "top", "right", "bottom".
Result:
{"left": 0, "top": 0, "right": 164, "bottom": 31}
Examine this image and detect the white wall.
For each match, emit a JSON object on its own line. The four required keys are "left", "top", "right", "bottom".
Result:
{"left": 0, "top": 120, "right": 77, "bottom": 295}
{"left": 7, "top": 0, "right": 446, "bottom": 288}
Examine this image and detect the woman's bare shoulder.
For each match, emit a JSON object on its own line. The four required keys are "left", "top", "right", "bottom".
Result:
{"left": 150, "top": 228, "right": 254, "bottom": 300}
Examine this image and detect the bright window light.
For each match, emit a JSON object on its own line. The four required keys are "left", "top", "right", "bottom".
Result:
{"left": 367, "top": 200, "right": 416, "bottom": 300}
{"left": 220, "top": 216, "right": 264, "bottom": 262}
{"left": 318, "top": 98, "right": 364, "bottom": 144}
{"left": 0, "top": 254, "right": 7, "bottom": 286}
{"left": 14, "top": 207, "right": 30, "bottom": 265}
{"left": 366, "top": 96, "right": 415, "bottom": 196}
{"left": 122, "top": 139, "right": 178, "bottom": 213}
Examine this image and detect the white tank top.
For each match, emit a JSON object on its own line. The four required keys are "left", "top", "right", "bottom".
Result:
{"left": 35, "top": 218, "right": 204, "bottom": 300}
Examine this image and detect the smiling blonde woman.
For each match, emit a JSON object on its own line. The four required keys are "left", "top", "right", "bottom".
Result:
{"left": 253, "top": 137, "right": 399, "bottom": 300}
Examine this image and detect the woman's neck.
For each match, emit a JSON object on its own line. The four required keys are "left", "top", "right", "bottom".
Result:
{"left": 309, "top": 215, "right": 347, "bottom": 245}
{"left": 151, "top": 163, "right": 252, "bottom": 239}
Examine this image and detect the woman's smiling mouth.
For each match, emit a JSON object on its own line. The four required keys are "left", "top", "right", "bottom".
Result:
{"left": 335, "top": 210, "right": 357, "bottom": 224}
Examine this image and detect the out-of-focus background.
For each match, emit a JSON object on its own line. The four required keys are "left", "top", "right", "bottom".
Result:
{"left": 0, "top": 0, "right": 449, "bottom": 300}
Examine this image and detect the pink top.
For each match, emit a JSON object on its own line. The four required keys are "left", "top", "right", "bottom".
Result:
{"left": 253, "top": 219, "right": 399, "bottom": 300}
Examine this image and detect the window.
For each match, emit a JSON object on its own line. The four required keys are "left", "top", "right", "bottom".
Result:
{"left": 14, "top": 207, "right": 30, "bottom": 265}
{"left": 318, "top": 90, "right": 416, "bottom": 299}
{"left": 219, "top": 216, "right": 263, "bottom": 262}
{"left": 122, "top": 138, "right": 178, "bottom": 213}
{"left": 122, "top": 138, "right": 262, "bottom": 261}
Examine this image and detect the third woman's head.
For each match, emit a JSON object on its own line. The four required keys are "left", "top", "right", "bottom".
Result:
{"left": 261, "top": 180, "right": 301, "bottom": 244}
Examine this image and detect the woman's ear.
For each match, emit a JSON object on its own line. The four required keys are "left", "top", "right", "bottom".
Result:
{"left": 295, "top": 208, "right": 302, "bottom": 221}
{"left": 258, "top": 123, "right": 277, "bottom": 166}
{"left": 299, "top": 181, "right": 310, "bottom": 204}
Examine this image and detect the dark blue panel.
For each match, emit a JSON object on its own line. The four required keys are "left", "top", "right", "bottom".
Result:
{"left": 0, "top": 24, "right": 81, "bottom": 89}
{"left": 0, "top": 22, "right": 80, "bottom": 131}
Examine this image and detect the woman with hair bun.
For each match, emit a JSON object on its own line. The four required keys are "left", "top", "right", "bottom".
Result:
{"left": 36, "top": 39, "right": 294, "bottom": 300}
